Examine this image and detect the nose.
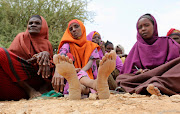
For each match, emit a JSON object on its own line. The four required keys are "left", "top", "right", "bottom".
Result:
{"left": 31, "top": 22, "right": 37, "bottom": 26}
{"left": 141, "top": 26, "right": 146, "bottom": 31}
{"left": 72, "top": 27, "right": 76, "bottom": 32}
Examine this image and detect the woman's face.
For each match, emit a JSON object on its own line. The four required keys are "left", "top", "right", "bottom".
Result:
{"left": 92, "top": 34, "right": 101, "bottom": 45}
{"left": 28, "top": 17, "right": 42, "bottom": 34}
{"left": 170, "top": 34, "right": 180, "bottom": 44}
{"left": 116, "top": 47, "right": 123, "bottom": 54}
{"left": 138, "top": 18, "right": 154, "bottom": 39}
{"left": 69, "top": 23, "right": 82, "bottom": 39}
{"left": 105, "top": 44, "right": 114, "bottom": 53}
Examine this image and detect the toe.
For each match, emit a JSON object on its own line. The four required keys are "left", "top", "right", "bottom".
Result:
{"left": 154, "top": 87, "right": 161, "bottom": 95}
{"left": 61, "top": 55, "right": 66, "bottom": 61}
{"left": 102, "top": 56, "right": 107, "bottom": 63}
{"left": 69, "top": 59, "right": 73, "bottom": 64}
{"left": 65, "top": 56, "right": 69, "bottom": 62}
{"left": 59, "top": 55, "right": 63, "bottom": 61}
{"left": 53, "top": 54, "right": 59, "bottom": 64}
{"left": 110, "top": 51, "right": 117, "bottom": 60}
{"left": 148, "top": 84, "right": 155, "bottom": 90}
{"left": 99, "top": 60, "right": 103, "bottom": 66}
{"left": 105, "top": 53, "right": 109, "bottom": 58}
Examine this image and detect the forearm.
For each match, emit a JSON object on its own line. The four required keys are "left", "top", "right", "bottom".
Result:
{"left": 81, "top": 59, "right": 93, "bottom": 72}
{"left": 102, "top": 48, "right": 106, "bottom": 55}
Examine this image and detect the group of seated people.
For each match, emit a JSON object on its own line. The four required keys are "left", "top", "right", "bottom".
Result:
{"left": 0, "top": 13, "right": 180, "bottom": 100}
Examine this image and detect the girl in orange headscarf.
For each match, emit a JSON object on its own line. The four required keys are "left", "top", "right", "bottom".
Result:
{"left": 0, "top": 15, "right": 54, "bottom": 100}
{"left": 52, "top": 19, "right": 100, "bottom": 94}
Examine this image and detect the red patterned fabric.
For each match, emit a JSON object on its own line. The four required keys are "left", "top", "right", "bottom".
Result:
{"left": 0, "top": 48, "right": 46, "bottom": 100}
{"left": 0, "top": 48, "right": 35, "bottom": 100}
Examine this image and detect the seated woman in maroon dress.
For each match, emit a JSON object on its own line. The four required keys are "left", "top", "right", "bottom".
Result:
{"left": 116, "top": 14, "right": 180, "bottom": 96}
{"left": 0, "top": 15, "right": 54, "bottom": 100}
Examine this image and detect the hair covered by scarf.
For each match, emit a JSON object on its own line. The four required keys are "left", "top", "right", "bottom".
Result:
{"left": 87, "top": 31, "right": 101, "bottom": 41}
{"left": 120, "top": 13, "right": 180, "bottom": 74}
{"left": 86, "top": 31, "right": 104, "bottom": 59}
{"left": 115, "top": 44, "right": 125, "bottom": 54}
{"left": 167, "top": 28, "right": 180, "bottom": 36}
{"left": 8, "top": 16, "right": 53, "bottom": 60}
{"left": 105, "top": 40, "right": 113, "bottom": 48}
{"left": 57, "top": 19, "right": 100, "bottom": 79}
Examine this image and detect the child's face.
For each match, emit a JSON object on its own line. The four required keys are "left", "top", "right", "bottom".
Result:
{"left": 138, "top": 18, "right": 154, "bottom": 39}
{"left": 116, "top": 47, "right": 123, "bottom": 54}
{"left": 69, "top": 23, "right": 82, "bottom": 39}
{"left": 170, "top": 34, "right": 180, "bottom": 44}
{"left": 105, "top": 44, "right": 114, "bottom": 53}
{"left": 92, "top": 34, "right": 101, "bottom": 45}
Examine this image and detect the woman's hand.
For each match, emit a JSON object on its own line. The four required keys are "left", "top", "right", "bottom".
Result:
{"left": 135, "top": 69, "right": 150, "bottom": 75}
{"left": 26, "top": 57, "right": 37, "bottom": 63}
{"left": 35, "top": 51, "right": 51, "bottom": 78}
{"left": 51, "top": 70, "right": 65, "bottom": 92}
{"left": 75, "top": 68, "right": 81, "bottom": 73}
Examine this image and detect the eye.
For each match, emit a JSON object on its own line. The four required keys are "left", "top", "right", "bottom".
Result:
{"left": 144, "top": 23, "right": 149, "bottom": 27}
{"left": 69, "top": 27, "right": 73, "bottom": 31}
{"left": 29, "top": 22, "right": 33, "bottom": 25}
{"left": 35, "top": 22, "right": 40, "bottom": 25}
{"left": 173, "top": 37, "right": 179, "bottom": 40}
{"left": 138, "top": 25, "right": 142, "bottom": 30}
{"left": 75, "top": 24, "right": 79, "bottom": 28}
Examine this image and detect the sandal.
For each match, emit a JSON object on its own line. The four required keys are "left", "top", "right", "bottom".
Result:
{"left": 41, "top": 90, "right": 64, "bottom": 98}
{"left": 110, "top": 86, "right": 126, "bottom": 94}
{"left": 33, "top": 90, "right": 64, "bottom": 99}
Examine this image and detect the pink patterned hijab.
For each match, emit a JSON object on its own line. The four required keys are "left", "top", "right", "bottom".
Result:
{"left": 87, "top": 31, "right": 104, "bottom": 59}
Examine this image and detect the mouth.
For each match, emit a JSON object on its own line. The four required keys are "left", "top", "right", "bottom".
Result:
{"left": 72, "top": 33, "right": 78, "bottom": 37}
{"left": 30, "top": 27, "right": 38, "bottom": 30}
{"left": 142, "top": 33, "right": 148, "bottom": 37}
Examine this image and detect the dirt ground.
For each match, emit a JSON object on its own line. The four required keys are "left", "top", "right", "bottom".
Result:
{"left": 0, "top": 93, "right": 180, "bottom": 114}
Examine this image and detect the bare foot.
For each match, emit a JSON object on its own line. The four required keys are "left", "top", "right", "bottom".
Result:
{"left": 96, "top": 50, "right": 116, "bottom": 99}
{"left": 53, "top": 54, "right": 81, "bottom": 100}
{"left": 29, "top": 89, "right": 42, "bottom": 99}
{"left": 147, "top": 84, "right": 162, "bottom": 96}
{"left": 17, "top": 81, "right": 41, "bottom": 99}
{"left": 80, "top": 84, "right": 90, "bottom": 95}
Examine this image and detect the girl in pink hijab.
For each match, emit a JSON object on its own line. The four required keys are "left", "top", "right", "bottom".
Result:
{"left": 87, "top": 31, "right": 123, "bottom": 90}
{"left": 116, "top": 14, "right": 180, "bottom": 96}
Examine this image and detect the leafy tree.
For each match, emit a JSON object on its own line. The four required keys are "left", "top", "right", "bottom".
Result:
{"left": 0, "top": 0, "right": 94, "bottom": 53}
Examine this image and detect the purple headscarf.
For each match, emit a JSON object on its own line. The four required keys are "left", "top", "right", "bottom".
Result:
{"left": 121, "top": 14, "right": 180, "bottom": 74}
{"left": 87, "top": 31, "right": 104, "bottom": 59}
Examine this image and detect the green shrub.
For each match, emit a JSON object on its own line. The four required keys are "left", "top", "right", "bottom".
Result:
{"left": 0, "top": 0, "right": 94, "bottom": 53}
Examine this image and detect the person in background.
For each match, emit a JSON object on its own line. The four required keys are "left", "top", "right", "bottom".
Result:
{"left": 116, "top": 13, "right": 180, "bottom": 96}
{"left": 115, "top": 44, "right": 127, "bottom": 64}
{"left": 167, "top": 28, "right": 180, "bottom": 44}
{"left": 87, "top": 31, "right": 123, "bottom": 90}
{"left": 52, "top": 20, "right": 116, "bottom": 99}
{"left": 104, "top": 40, "right": 123, "bottom": 90}
{"left": 0, "top": 15, "right": 54, "bottom": 100}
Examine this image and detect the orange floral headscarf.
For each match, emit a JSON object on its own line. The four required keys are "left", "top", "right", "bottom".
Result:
{"left": 58, "top": 19, "right": 99, "bottom": 79}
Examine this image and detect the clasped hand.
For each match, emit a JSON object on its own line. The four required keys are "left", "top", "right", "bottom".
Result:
{"left": 27, "top": 51, "right": 51, "bottom": 78}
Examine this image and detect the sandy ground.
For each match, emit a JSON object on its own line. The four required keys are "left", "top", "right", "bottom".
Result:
{"left": 0, "top": 93, "right": 180, "bottom": 114}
